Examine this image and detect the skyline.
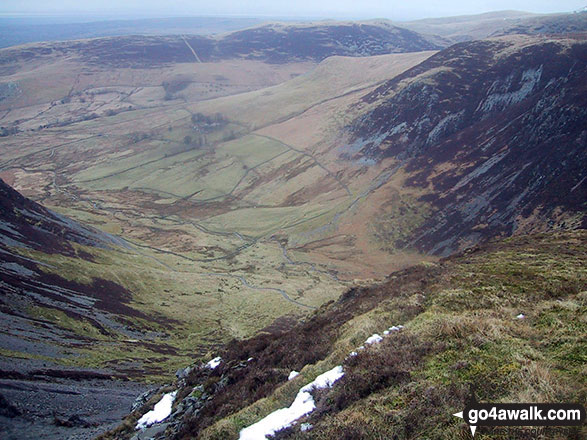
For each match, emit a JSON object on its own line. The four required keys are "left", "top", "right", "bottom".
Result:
{"left": 0, "top": 1, "right": 586, "bottom": 21}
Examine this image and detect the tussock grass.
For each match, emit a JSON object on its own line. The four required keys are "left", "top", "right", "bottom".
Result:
{"left": 187, "top": 231, "right": 586, "bottom": 440}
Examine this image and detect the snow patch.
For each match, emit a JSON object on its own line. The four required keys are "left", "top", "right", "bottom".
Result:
{"left": 365, "top": 333, "right": 383, "bottom": 345}
{"left": 135, "top": 391, "right": 177, "bottom": 429}
{"left": 239, "top": 366, "right": 344, "bottom": 440}
{"left": 206, "top": 357, "right": 222, "bottom": 369}
{"left": 240, "top": 324, "right": 405, "bottom": 438}
{"left": 300, "top": 423, "right": 313, "bottom": 432}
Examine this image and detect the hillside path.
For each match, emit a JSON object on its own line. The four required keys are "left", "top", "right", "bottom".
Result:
{"left": 182, "top": 36, "right": 202, "bottom": 63}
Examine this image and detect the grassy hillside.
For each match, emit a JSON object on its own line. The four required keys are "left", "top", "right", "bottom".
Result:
{"left": 1, "top": 31, "right": 585, "bottom": 397}
{"left": 107, "top": 230, "right": 586, "bottom": 439}
{"left": 0, "top": 47, "right": 439, "bottom": 389}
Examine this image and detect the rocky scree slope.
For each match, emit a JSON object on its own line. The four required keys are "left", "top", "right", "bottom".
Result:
{"left": 0, "top": 179, "right": 156, "bottom": 439}
{"left": 349, "top": 35, "right": 587, "bottom": 256}
{"left": 0, "top": 178, "right": 151, "bottom": 367}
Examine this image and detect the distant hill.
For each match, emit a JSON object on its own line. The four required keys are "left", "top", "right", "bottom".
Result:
{"left": 214, "top": 21, "right": 441, "bottom": 62}
{"left": 491, "top": 10, "right": 587, "bottom": 37}
{"left": 0, "top": 21, "right": 442, "bottom": 67}
{"left": 0, "top": 16, "right": 264, "bottom": 49}
{"left": 400, "top": 10, "right": 587, "bottom": 43}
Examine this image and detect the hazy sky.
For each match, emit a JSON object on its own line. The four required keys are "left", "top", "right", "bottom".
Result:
{"left": 1, "top": 0, "right": 586, "bottom": 21}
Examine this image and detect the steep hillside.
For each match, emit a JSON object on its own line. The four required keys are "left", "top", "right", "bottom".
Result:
{"left": 105, "top": 230, "right": 586, "bottom": 440}
{"left": 0, "top": 177, "right": 142, "bottom": 353}
{"left": 0, "top": 177, "right": 122, "bottom": 254}
{"left": 0, "top": 178, "right": 151, "bottom": 439}
{"left": 348, "top": 35, "right": 586, "bottom": 255}
{"left": 0, "top": 18, "right": 585, "bottom": 440}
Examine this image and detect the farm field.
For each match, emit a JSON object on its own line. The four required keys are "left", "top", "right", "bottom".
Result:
{"left": 0, "top": 45, "right": 437, "bottom": 379}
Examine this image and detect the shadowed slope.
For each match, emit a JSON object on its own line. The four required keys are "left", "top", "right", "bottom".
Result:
{"left": 349, "top": 36, "right": 587, "bottom": 255}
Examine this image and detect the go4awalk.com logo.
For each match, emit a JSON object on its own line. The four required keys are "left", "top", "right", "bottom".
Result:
{"left": 453, "top": 390, "right": 585, "bottom": 437}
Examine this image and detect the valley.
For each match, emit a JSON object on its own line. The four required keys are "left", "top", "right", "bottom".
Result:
{"left": 0, "top": 24, "right": 444, "bottom": 392}
{"left": 0, "top": 12, "right": 585, "bottom": 440}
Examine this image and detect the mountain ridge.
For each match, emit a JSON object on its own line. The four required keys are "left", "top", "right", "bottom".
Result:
{"left": 0, "top": 21, "right": 441, "bottom": 68}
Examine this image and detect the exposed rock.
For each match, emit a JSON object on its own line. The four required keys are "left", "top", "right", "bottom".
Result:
{"left": 132, "top": 388, "right": 160, "bottom": 413}
{"left": 0, "top": 393, "right": 21, "bottom": 418}
{"left": 53, "top": 414, "right": 95, "bottom": 428}
{"left": 350, "top": 36, "right": 587, "bottom": 255}
{"left": 175, "top": 366, "right": 193, "bottom": 381}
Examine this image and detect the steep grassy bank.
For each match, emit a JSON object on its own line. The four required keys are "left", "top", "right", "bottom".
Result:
{"left": 109, "top": 230, "right": 586, "bottom": 439}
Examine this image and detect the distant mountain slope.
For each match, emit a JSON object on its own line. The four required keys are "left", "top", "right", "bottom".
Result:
{"left": 400, "top": 10, "right": 587, "bottom": 43}
{"left": 214, "top": 22, "right": 441, "bottom": 63}
{"left": 0, "top": 21, "right": 442, "bottom": 67}
{"left": 0, "top": 16, "right": 264, "bottom": 49}
{"left": 492, "top": 10, "right": 587, "bottom": 37}
{"left": 349, "top": 35, "right": 586, "bottom": 255}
